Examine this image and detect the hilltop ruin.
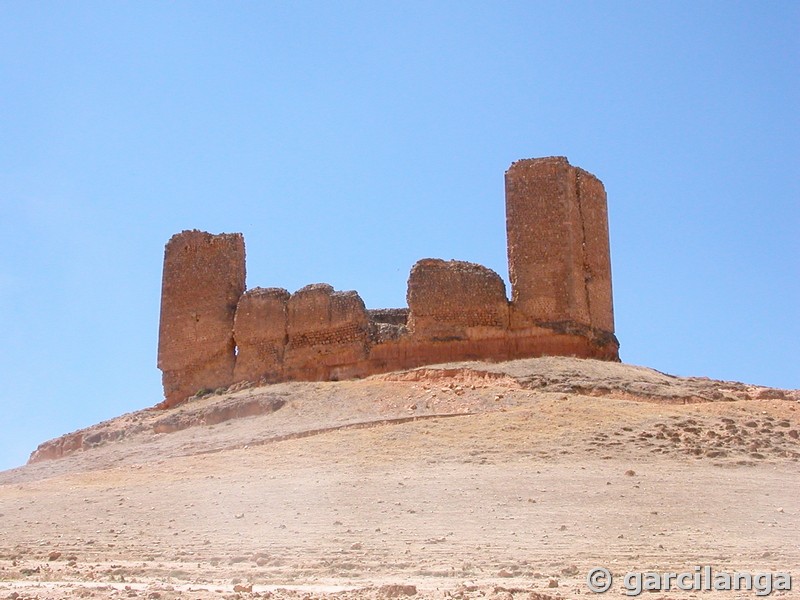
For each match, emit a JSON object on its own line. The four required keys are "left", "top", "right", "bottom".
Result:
{"left": 156, "top": 157, "right": 619, "bottom": 408}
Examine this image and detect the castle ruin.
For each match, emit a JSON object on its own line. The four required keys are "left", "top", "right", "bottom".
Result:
{"left": 157, "top": 157, "right": 619, "bottom": 408}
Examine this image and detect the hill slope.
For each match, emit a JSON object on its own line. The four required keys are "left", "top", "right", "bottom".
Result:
{"left": 1, "top": 357, "right": 798, "bottom": 599}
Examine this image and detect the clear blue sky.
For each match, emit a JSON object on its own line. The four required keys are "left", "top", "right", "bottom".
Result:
{"left": 1, "top": 2, "right": 797, "bottom": 471}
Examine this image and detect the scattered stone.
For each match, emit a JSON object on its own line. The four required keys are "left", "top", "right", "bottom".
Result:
{"left": 547, "top": 578, "right": 559, "bottom": 588}
{"left": 425, "top": 536, "right": 447, "bottom": 544}
{"left": 48, "top": 550, "right": 62, "bottom": 561}
{"left": 561, "top": 564, "right": 579, "bottom": 576}
{"left": 528, "top": 594, "right": 558, "bottom": 600}
{"left": 497, "top": 568, "right": 513, "bottom": 578}
{"left": 379, "top": 584, "right": 417, "bottom": 597}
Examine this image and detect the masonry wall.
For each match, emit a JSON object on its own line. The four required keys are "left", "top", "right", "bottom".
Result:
{"left": 232, "top": 287, "right": 289, "bottom": 384}
{"left": 156, "top": 158, "right": 619, "bottom": 406}
{"left": 284, "top": 284, "right": 371, "bottom": 381}
{"left": 407, "top": 259, "right": 508, "bottom": 340}
{"left": 505, "top": 156, "right": 614, "bottom": 337}
{"left": 157, "top": 230, "right": 245, "bottom": 408}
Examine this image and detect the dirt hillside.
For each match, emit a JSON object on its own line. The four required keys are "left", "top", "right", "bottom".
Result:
{"left": 1, "top": 357, "right": 798, "bottom": 599}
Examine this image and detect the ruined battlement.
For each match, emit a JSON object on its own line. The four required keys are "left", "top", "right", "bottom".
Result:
{"left": 156, "top": 157, "right": 618, "bottom": 407}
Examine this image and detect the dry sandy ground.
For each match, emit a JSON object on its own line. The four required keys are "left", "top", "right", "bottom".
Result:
{"left": 1, "top": 358, "right": 798, "bottom": 600}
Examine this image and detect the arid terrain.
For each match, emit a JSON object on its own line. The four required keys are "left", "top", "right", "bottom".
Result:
{"left": 1, "top": 357, "right": 798, "bottom": 599}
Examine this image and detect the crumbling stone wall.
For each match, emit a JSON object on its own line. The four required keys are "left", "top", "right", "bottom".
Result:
{"left": 156, "top": 157, "right": 619, "bottom": 406}
{"left": 407, "top": 259, "right": 509, "bottom": 340}
{"left": 505, "top": 157, "right": 614, "bottom": 337}
{"left": 284, "top": 284, "right": 371, "bottom": 380}
{"left": 157, "top": 230, "right": 245, "bottom": 408}
{"left": 232, "top": 287, "right": 290, "bottom": 384}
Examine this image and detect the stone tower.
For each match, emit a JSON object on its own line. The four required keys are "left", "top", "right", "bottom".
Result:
{"left": 505, "top": 157, "right": 614, "bottom": 336}
{"left": 157, "top": 230, "right": 246, "bottom": 408}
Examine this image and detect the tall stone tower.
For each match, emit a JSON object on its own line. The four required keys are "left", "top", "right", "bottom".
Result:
{"left": 157, "top": 230, "right": 246, "bottom": 408}
{"left": 505, "top": 157, "right": 614, "bottom": 337}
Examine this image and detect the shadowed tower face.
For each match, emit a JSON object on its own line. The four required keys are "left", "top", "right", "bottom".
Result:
{"left": 157, "top": 230, "right": 246, "bottom": 408}
{"left": 505, "top": 157, "right": 614, "bottom": 334}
